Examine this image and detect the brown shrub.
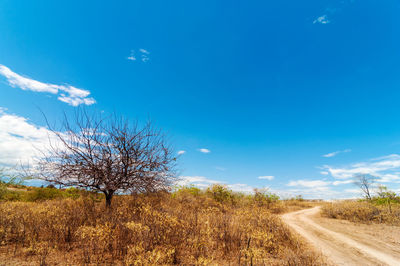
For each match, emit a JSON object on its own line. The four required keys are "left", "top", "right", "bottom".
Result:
{"left": 321, "top": 200, "right": 400, "bottom": 225}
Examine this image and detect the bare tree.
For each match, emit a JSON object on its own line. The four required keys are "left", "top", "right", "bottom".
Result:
{"left": 38, "top": 110, "right": 177, "bottom": 208}
{"left": 353, "top": 174, "right": 376, "bottom": 201}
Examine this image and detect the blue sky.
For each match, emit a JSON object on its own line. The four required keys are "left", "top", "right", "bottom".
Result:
{"left": 1, "top": 0, "right": 400, "bottom": 198}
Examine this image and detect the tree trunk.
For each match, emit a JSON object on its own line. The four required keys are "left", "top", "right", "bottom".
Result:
{"left": 104, "top": 191, "right": 114, "bottom": 208}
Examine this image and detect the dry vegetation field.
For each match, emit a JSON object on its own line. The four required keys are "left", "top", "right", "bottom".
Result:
{"left": 0, "top": 184, "right": 324, "bottom": 265}
{"left": 322, "top": 200, "right": 400, "bottom": 225}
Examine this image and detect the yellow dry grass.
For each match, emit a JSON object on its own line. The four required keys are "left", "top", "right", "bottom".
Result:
{"left": 321, "top": 200, "right": 400, "bottom": 225}
{"left": 0, "top": 186, "right": 324, "bottom": 265}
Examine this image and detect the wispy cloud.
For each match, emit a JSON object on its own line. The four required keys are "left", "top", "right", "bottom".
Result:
{"left": 313, "top": 1, "right": 355, "bottom": 25}
{"left": 177, "top": 176, "right": 255, "bottom": 193}
{"left": 283, "top": 187, "right": 346, "bottom": 199}
{"left": 0, "top": 64, "right": 95, "bottom": 106}
{"left": 198, "top": 148, "right": 211, "bottom": 154}
{"left": 177, "top": 150, "right": 186, "bottom": 155}
{"left": 313, "top": 15, "right": 330, "bottom": 24}
{"left": 215, "top": 166, "right": 226, "bottom": 171}
{"left": 227, "top": 183, "right": 254, "bottom": 193}
{"left": 127, "top": 49, "right": 150, "bottom": 63}
{"left": 344, "top": 188, "right": 361, "bottom": 194}
{"left": 323, "top": 149, "right": 351, "bottom": 158}
{"left": 285, "top": 179, "right": 340, "bottom": 199}
{"left": 287, "top": 179, "right": 330, "bottom": 188}
{"left": 332, "top": 180, "right": 354, "bottom": 186}
{"left": 177, "top": 176, "right": 220, "bottom": 188}
{"left": 258, "top": 175, "right": 274, "bottom": 180}
{"left": 322, "top": 154, "right": 400, "bottom": 183}
{"left": 127, "top": 50, "right": 136, "bottom": 61}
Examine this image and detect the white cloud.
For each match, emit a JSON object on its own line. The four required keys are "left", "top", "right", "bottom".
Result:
{"left": 323, "top": 154, "right": 400, "bottom": 180}
{"left": 284, "top": 179, "right": 345, "bottom": 198}
{"left": 215, "top": 166, "right": 226, "bottom": 171}
{"left": 141, "top": 56, "right": 149, "bottom": 63}
{"left": 58, "top": 95, "right": 95, "bottom": 106}
{"left": 332, "top": 180, "right": 354, "bottom": 186}
{"left": 139, "top": 49, "right": 150, "bottom": 62}
{"left": 344, "top": 188, "right": 360, "bottom": 194}
{"left": 198, "top": 148, "right": 211, "bottom": 154}
{"left": 177, "top": 175, "right": 255, "bottom": 193}
{"left": 376, "top": 173, "right": 400, "bottom": 183}
{"left": 127, "top": 49, "right": 150, "bottom": 62}
{"left": 177, "top": 150, "right": 186, "bottom": 155}
{"left": 227, "top": 183, "right": 254, "bottom": 193}
{"left": 320, "top": 171, "right": 329, "bottom": 175}
{"left": 0, "top": 64, "right": 95, "bottom": 106}
{"left": 313, "top": 15, "right": 330, "bottom": 24}
{"left": 127, "top": 50, "right": 136, "bottom": 61}
{"left": 177, "top": 176, "right": 221, "bottom": 189}
{"left": 273, "top": 184, "right": 347, "bottom": 199}
{"left": 139, "top": 49, "right": 150, "bottom": 55}
{"left": 258, "top": 175, "right": 274, "bottom": 180}
{"left": 287, "top": 179, "right": 330, "bottom": 188}
{"left": 323, "top": 149, "right": 351, "bottom": 158}
{"left": 0, "top": 109, "right": 58, "bottom": 166}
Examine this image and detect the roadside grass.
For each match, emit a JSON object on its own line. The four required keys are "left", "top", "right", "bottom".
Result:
{"left": 321, "top": 200, "right": 400, "bottom": 225}
{"left": 0, "top": 184, "right": 324, "bottom": 265}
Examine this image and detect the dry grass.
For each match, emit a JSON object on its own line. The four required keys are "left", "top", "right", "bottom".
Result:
{"left": 321, "top": 200, "right": 400, "bottom": 225}
{"left": 0, "top": 185, "right": 324, "bottom": 265}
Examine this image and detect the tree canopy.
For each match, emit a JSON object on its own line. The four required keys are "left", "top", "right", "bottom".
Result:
{"left": 39, "top": 111, "right": 177, "bottom": 207}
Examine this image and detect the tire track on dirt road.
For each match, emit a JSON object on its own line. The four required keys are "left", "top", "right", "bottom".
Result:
{"left": 282, "top": 206, "right": 400, "bottom": 266}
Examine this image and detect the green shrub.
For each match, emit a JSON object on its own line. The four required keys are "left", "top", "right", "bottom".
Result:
{"left": 254, "top": 189, "right": 279, "bottom": 207}
{"left": 206, "top": 184, "right": 235, "bottom": 203}
{"left": 0, "top": 184, "right": 6, "bottom": 199}
{"left": 172, "top": 185, "right": 202, "bottom": 198}
{"left": 2, "top": 190, "right": 23, "bottom": 201}
{"left": 64, "top": 187, "right": 82, "bottom": 199}
{"left": 25, "top": 187, "right": 64, "bottom": 202}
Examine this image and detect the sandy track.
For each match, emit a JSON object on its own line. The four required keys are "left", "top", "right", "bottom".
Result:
{"left": 282, "top": 206, "right": 400, "bottom": 266}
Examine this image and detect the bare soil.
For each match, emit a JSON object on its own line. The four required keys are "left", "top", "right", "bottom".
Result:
{"left": 282, "top": 206, "right": 400, "bottom": 266}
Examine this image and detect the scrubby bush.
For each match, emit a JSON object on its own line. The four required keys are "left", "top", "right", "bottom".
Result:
{"left": 24, "top": 187, "right": 65, "bottom": 201}
{"left": 322, "top": 200, "right": 400, "bottom": 225}
{"left": 172, "top": 185, "right": 202, "bottom": 198}
{"left": 322, "top": 186, "right": 400, "bottom": 225}
{"left": 254, "top": 188, "right": 279, "bottom": 207}
{"left": 206, "top": 184, "right": 236, "bottom": 204}
{"left": 0, "top": 184, "right": 7, "bottom": 200}
{"left": 0, "top": 185, "right": 102, "bottom": 203}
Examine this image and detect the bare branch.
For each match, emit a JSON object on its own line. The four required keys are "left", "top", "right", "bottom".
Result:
{"left": 37, "top": 110, "right": 177, "bottom": 207}
{"left": 353, "top": 174, "right": 376, "bottom": 201}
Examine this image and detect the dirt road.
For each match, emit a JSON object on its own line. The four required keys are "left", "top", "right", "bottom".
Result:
{"left": 282, "top": 206, "right": 400, "bottom": 265}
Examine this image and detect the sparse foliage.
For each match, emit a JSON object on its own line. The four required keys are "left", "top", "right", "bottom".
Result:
{"left": 253, "top": 188, "right": 279, "bottom": 207}
{"left": 38, "top": 110, "right": 176, "bottom": 207}
{"left": 0, "top": 167, "right": 26, "bottom": 186}
{"left": 354, "top": 174, "right": 376, "bottom": 201}
{"left": 206, "top": 184, "right": 235, "bottom": 203}
{"left": 375, "top": 185, "right": 398, "bottom": 214}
